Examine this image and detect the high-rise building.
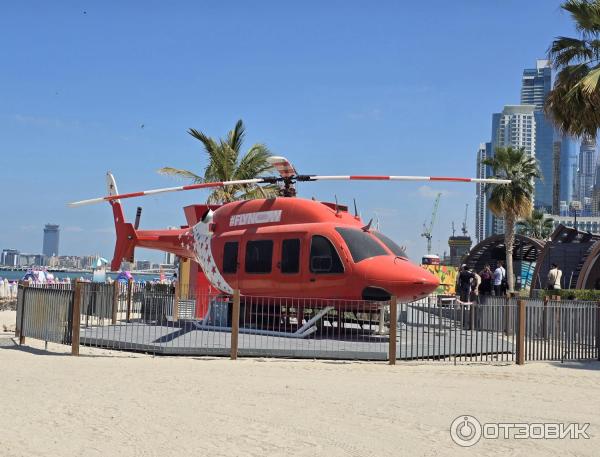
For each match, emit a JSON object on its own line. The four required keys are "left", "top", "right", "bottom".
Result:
{"left": 575, "top": 135, "right": 597, "bottom": 205}
{"left": 1, "top": 249, "right": 19, "bottom": 266}
{"left": 487, "top": 105, "right": 536, "bottom": 236}
{"left": 475, "top": 143, "right": 490, "bottom": 243}
{"left": 42, "top": 224, "right": 60, "bottom": 258}
{"left": 520, "top": 59, "right": 552, "bottom": 111}
{"left": 520, "top": 60, "right": 554, "bottom": 211}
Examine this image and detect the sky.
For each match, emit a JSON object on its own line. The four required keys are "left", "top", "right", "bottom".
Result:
{"left": 0, "top": 0, "right": 578, "bottom": 264}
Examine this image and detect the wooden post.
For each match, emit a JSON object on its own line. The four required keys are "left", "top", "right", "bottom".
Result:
{"left": 388, "top": 296, "right": 397, "bottom": 365}
{"left": 71, "top": 281, "right": 82, "bottom": 356}
{"left": 18, "top": 281, "right": 29, "bottom": 345}
{"left": 596, "top": 302, "right": 600, "bottom": 362}
{"left": 173, "top": 281, "right": 179, "bottom": 322}
{"left": 542, "top": 295, "right": 549, "bottom": 339}
{"left": 126, "top": 279, "right": 133, "bottom": 323}
{"left": 230, "top": 290, "right": 240, "bottom": 360}
{"left": 111, "top": 281, "right": 119, "bottom": 324}
{"left": 516, "top": 299, "right": 526, "bottom": 365}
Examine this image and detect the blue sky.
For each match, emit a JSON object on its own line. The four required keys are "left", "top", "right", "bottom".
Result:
{"left": 0, "top": 1, "right": 576, "bottom": 263}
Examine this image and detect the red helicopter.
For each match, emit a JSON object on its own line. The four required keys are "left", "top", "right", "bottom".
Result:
{"left": 69, "top": 156, "right": 509, "bottom": 303}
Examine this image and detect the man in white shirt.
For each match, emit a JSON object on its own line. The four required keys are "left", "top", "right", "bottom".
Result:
{"left": 493, "top": 260, "right": 506, "bottom": 296}
{"left": 547, "top": 263, "right": 562, "bottom": 290}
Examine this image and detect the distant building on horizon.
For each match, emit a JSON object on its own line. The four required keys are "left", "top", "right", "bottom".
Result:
{"left": 1, "top": 249, "right": 20, "bottom": 266}
{"left": 42, "top": 224, "right": 60, "bottom": 260}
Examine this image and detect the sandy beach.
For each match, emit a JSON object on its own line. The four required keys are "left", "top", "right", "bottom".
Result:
{"left": 0, "top": 310, "right": 598, "bottom": 457}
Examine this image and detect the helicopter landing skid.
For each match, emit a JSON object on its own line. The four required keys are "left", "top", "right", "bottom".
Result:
{"left": 192, "top": 305, "right": 335, "bottom": 339}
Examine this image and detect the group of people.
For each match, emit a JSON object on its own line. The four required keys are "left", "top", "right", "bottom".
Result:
{"left": 456, "top": 261, "right": 564, "bottom": 302}
{"left": 456, "top": 261, "right": 507, "bottom": 303}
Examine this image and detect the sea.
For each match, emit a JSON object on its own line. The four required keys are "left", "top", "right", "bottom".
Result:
{"left": 0, "top": 270, "right": 161, "bottom": 282}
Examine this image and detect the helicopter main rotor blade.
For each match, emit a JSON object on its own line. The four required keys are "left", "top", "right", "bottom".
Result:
{"left": 68, "top": 178, "right": 267, "bottom": 207}
{"left": 304, "top": 175, "right": 511, "bottom": 184}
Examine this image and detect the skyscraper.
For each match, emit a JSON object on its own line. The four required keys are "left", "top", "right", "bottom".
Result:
{"left": 42, "top": 224, "right": 60, "bottom": 258}
{"left": 520, "top": 59, "right": 552, "bottom": 111}
{"left": 520, "top": 60, "right": 554, "bottom": 211}
{"left": 575, "top": 135, "right": 598, "bottom": 208}
{"left": 487, "top": 105, "right": 536, "bottom": 236}
{"left": 475, "top": 142, "right": 490, "bottom": 243}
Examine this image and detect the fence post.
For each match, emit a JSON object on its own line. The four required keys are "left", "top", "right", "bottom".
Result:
{"left": 596, "top": 302, "right": 600, "bottom": 362}
{"left": 71, "top": 281, "right": 82, "bottom": 356}
{"left": 230, "top": 290, "right": 240, "bottom": 360}
{"left": 18, "top": 281, "right": 29, "bottom": 345}
{"left": 173, "top": 281, "right": 179, "bottom": 322}
{"left": 111, "top": 281, "right": 119, "bottom": 324}
{"left": 388, "top": 296, "right": 397, "bottom": 365}
{"left": 516, "top": 299, "right": 526, "bottom": 365}
{"left": 542, "top": 295, "right": 549, "bottom": 339}
{"left": 126, "top": 279, "right": 133, "bottom": 323}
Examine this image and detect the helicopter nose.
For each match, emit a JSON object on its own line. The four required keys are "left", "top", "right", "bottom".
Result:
{"left": 364, "top": 257, "right": 439, "bottom": 301}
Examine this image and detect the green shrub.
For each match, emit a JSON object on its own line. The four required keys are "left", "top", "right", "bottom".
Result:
{"left": 537, "top": 289, "right": 600, "bottom": 301}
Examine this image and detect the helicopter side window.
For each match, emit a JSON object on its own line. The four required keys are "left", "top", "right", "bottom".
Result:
{"left": 310, "top": 235, "right": 344, "bottom": 274}
{"left": 281, "top": 239, "right": 300, "bottom": 274}
{"left": 335, "top": 227, "right": 387, "bottom": 263}
{"left": 372, "top": 231, "right": 407, "bottom": 258}
{"left": 222, "top": 241, "right": 239, "bottom": 273}
{"left": 245, "top": 240, "right": 273, "bottom": 273}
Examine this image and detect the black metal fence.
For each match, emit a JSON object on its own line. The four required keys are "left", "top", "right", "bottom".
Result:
{"left": 14, "top": 282, "right": 600, "bottom": 363}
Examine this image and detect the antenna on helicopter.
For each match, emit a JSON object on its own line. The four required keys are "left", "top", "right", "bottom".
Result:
{"left": 353, "top": 198, "right": 359, "bottom": 218}
{"left": 362, "top": 219, "right": 373, "bottom": 232}
{"left": 334, "top": 195, "right": 340, "bottom": 215}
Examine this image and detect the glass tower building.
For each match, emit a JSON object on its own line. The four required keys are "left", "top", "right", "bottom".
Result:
{"left": 42, "top": 224, "right": 60, "bottom": 258}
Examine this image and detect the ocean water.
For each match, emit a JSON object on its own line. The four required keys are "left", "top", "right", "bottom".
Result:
{"left": 0, "top": 270, "right": 160, "bottom": 282}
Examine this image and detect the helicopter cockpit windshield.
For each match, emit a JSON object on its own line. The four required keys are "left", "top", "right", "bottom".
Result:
{"left": 372, "top": 231, "right": 408, "bottom": 258}
{"left": 335, "top": 227, "right": 388, "bottom": 263}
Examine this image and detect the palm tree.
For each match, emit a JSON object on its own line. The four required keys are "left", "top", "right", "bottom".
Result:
{"left": 159, "top": 120, "right": 278, "bottom": 203}
{"left": 545, "top": 0, "right": 600, "bottom": 138}
{"left": 483, "top": 146, "right": 542, "bottom": 293}
{"left": 517, "top": 210, "right": 555, "bottom": 240}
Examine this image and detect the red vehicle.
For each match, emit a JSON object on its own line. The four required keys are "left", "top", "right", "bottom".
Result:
{"left": 70, "top": 156, "right": 508, "bottom": 303}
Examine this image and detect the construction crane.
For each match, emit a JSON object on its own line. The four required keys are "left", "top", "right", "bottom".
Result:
{"left": 461, "top": 203, "right": 469, "bottom": 236}
{"left": 421, "top": 192, "right": 441, "bottom": 255}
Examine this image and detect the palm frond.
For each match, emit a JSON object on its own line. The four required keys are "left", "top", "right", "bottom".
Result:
{"left": 157, "top": 167, "right": 203, "bottom": 183}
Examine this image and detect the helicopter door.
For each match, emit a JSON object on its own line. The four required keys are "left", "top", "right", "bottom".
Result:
{"left": 305, "top": 235, "right": 347, "bottom": 295}
{"left": 272, "top": 237, "right": 303, "bottom": 294}
{"left": 221, "top": 240, "right": 240, "bottom": 290}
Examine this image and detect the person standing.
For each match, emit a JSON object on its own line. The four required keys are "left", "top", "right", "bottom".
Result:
{"left": 470, "top": 268, "right": 481, "bottom": 302}
{"left": 493, "top": 260, "right": 506, "bottom": 296}
{"left": 457, "top": 264, "right": 475, "bottom": 302}
{"left": 479, "top": 264, "right": 493, "bottom": 295}
{"left": 547, "top": 263, "right": 563, "bottom": 290}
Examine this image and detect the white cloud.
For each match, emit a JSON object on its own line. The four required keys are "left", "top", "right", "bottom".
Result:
{"left": 416, "top": 185, "right": 455, "bottom": 199}
{"left": 64, "top": 226, "right": 84, "bottom": 233}
{"left": 346, "top": 108, "right": 382, "bottom": 121}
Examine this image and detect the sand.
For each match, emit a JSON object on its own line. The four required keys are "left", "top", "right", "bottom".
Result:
{"left": 0, "top": 310, "right": 598, "bottom": 457}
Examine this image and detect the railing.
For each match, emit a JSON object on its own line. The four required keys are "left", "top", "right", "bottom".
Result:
{"left": 13, "top": 283, "right": 600, "bottom": 364}
{"left": 16, "top": 283, "right": 74, "bottom": 345}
